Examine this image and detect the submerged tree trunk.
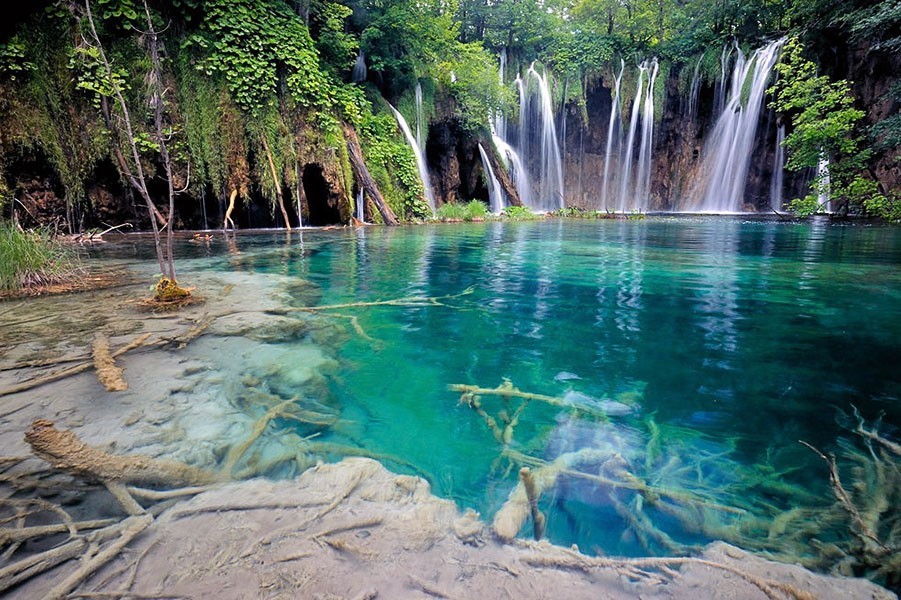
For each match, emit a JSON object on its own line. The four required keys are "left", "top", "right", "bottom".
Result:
{"left": 343, "top": 125, "right": 399, "bottom": 226}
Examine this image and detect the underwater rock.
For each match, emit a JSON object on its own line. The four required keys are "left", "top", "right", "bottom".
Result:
{"left": 561, "top": 390, "right": 637, "bottom": 416}
{"left": 554, "top": 371, "right": 582, "bottom": 381}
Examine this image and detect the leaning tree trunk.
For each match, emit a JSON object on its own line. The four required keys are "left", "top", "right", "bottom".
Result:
{"left": 343, "top": 124, "right": 399, "bottom": 226}
{"left": 479, "top": 132, "right": 522, "bottom": 207}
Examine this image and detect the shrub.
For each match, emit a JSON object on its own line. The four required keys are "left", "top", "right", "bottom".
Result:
{"left": 0, "top": 221, "right": 80, "bottom": 291}
{"left": 502, "top": 205, "right": 540, "bottom": 220}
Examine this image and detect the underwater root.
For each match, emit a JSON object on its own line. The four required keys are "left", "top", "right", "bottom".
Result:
{"left": 25, "top": 420, "right": 216, "bottom": 488}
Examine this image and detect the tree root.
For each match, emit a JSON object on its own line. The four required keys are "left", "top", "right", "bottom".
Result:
{"left": 800, "top": 440, "right": 889, "bottom": 556}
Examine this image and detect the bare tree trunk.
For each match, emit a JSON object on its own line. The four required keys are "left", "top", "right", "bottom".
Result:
{"left": 82, "top": 0, "right": 167, "bottom": 275}
{"left": 260, "top": 135, "right": 293, "bottom": 231}
{"left": 343, "top": 125, "right": 399, "bottom": 225}
{"left": 143, "top": 0, "right": 178, "bottom": 281}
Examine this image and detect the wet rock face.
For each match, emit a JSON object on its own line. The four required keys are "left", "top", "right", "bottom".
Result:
{"left": 427, "top": 99, "right": 486, "bottom": 207}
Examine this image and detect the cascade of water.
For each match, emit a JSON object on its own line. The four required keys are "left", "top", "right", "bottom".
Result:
{"left": 494, "top": 50, "right": 507, "bottom": 141}
{"left": 388, "top": 103, "right": 436, "bottom": 212}
{"left": 714, "top": 44, "right": 734, "bottom": 116}
{"left": 601, "top": 60, "right": 625, "bottom": 210}
{"left": 516, "top": 75, "right": 529, "bottom": 183}
{"left": 817, "top": 155, "right": 832, "bottom": 213}
{"left": 687, "top": 55, "right": 703, "bottom": 121}
{"left": 692, "top": 39, "right": 784, "bottom": 212}
{"left": 415, "top": 82, "right": 425, "bottom": 151}
{"left": 478, "top": 143, "right": 505, "bottom": 214}
{"left": 770, "top": 124, "right": 785, "bottom": 211}
{"left": 635, "top": 59, "right": 659, "bottom": 209}
{"left": 527, "top": 66, "right": 564, "bottom": 211}
{"left": 356, "top": 188, "right": 365, "bottom": 222}
{"left": 493, "top": 135, "right": 532, "bottom": 207}
{"left": 618, "top": 64, "right": 646, "bottom": 212}
{"left": 352, "top": 50, "right": 367, "bottom": 83}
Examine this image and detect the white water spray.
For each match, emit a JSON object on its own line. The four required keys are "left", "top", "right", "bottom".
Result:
{"left": 693, "top": 39, "right": 784, "bottom": 212}
{"left": 478, "top": 143, "right": 504, "bottom": 214}
{"left": 770, "top": 124, "right": 785, "bottom": 211}
{"left": 389, "top": 103, "right": 436, "bottom": 212}
{"left": 601, "top": 61, "right": 625, "bottom": 210}
{"left": 618, "top": 64, "right": 646, "bottom": 212}
{"left": 635, "top": 59, "right": 659, "bottom": 208}
{"left": 527, "top": 66, "right": 564, "bottom": 211}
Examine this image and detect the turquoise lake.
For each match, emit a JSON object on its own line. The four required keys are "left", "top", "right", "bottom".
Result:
{"left": 96, "top": 217, "right": 901, "bottom": 558}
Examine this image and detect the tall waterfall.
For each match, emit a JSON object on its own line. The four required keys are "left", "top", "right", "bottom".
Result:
{"left": 692, "top": 39, "right": 784, "bottom": 213}
{"left": 527, "top": 66, "right": 564, "bottom": 211}
{"left": 618, "top": 64, "right": 646, "bottom": 212}
{"left": 478, "top": 143, "right": 504, "bottom": 213}
{"left": 770, "top": 124, "right": 785, "bottom": 211}
{"left": 389, "top": 103, "right": 436, "bottom": 212}
{"left": 635, "top": 59, "right": 659, "bottom": 207}
{"left": 494, "top": 50, "right": 507, "bottom": 141}
{"left": 687, "top": 55, "right": 703, "bottom": 121}
{"left": 601, "top": 61, "right": 625, "bottom": 209}
{"left": 415, "top": 82, "right": 425, "bottom": 151}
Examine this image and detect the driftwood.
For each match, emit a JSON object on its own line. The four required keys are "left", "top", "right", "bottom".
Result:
{"left": 25, "top": 420, "right": 216, "bottom": 487}
{"left": 343, "top": 124, "right": 399, "bottom": 226}
{"left": 92, "top": 335, "right": 127, "bottom": 392}
{"left": 0, "top": 333, "right": 151, "bottom": 398}
{"left": 478, "top": 133, "right": 522, "bottom": 207}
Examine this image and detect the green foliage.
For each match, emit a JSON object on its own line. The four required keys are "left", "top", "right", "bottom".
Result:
{"left": 358, "top": 109, "right": 431, "bottom": 220}
{"left": 770, "top": 38, "right": 885, "bottom": 216}
{"left": 502, "top": 205, "right": 540, "bottom": 220}
{"left": 0, "top": 221, "right": 80, "bottom": 291}
{"left": 434, "top": 200, "right": 488, "bottom": 221}
{"left": 310, "top": 0, "right": 359, "bottom": 75}
{"left": 0, "top": 40, "right": 35, "bottom": 80}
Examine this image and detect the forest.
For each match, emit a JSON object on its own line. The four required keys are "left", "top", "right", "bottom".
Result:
{"left": 0, "top": 0, "right": 898, "bottom": 237}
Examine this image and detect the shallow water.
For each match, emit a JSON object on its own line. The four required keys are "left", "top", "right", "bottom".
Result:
{"left": 88, "top": 217, "right": 901, "bottom": 557}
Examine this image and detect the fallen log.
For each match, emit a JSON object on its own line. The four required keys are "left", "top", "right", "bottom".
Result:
{"left": 343, "top": 124, "right": 399, "bottom": 226}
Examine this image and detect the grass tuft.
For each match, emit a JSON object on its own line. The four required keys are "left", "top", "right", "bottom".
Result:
{"left": 0, "top": 221, "right": 81, "bottom": 292}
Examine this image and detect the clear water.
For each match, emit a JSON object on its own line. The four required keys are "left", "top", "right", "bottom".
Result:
{"left": 96, "top": 217, "right": 901, "bottom": 557}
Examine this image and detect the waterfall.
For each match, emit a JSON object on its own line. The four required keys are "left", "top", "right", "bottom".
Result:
{"left": 415, "top": 82, "right": 425, "bottom": 151}
{"left": 601, "top": 61, "right": 625, "bottom": 210}
{"left": 493, "top": 134, "right": 532, "bottom": 207}
{"left": 714, "top": 44, "right": 734, "bottom": 116}
{"left": 817, "top": 155, "right": 832, "bottom": 213}
{"left": 635, "top": 59, "right": 659, "bottom": 208}
{"left": 618, "top": 64, "right": 646, "bottom": 212}
{"left": 770, "top": 124, "right": 785, "bottom": 211}
{"left": 516, "top": 75, "right": 530, "bottom": 185}
{"left": 352, "top": 50, "right": 367, "bottom": 83}
{"left": 389, "top": 103, "right": 436, "bottom": 212}
{"left": 692, "top": 39, "right": 784, "bottom": 213}
{"left": 494, "top": 50, "right": 507, "bottom": 141}
{"left": 356, "top": 188, "right": 365, "bottom": 222}
{"left": 527, "top": 66, "right": 564, "bottom": 211}
{"left": 478, "top": 143, "right": 504, "bottom": 213}
{"left": 687, "top": 55, "right": 703, "bottom": 121}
